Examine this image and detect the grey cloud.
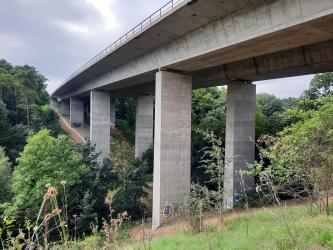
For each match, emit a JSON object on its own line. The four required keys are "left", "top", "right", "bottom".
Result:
{"left": 0, "top": 0, "right": 168, "bottom": 92}
{"left": 0, "top": 0, "right": 312, "bottom": 96}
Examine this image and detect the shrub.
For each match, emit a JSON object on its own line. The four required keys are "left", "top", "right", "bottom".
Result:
{"left": 0, "top": 147, "right": 11, "bottom": 203}
{"left": 108, "top": 141, "right": 147, "bottom": 219}
{"left": 115, "top": 119, "right": 135, "bottom": 144}
{"left": 7, "top": 130, "right": 86, "bottom": 220}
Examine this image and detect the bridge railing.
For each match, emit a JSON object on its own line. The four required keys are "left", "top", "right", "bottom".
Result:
{"left": 64, "top": 0, "right": 185, "bottom": 84}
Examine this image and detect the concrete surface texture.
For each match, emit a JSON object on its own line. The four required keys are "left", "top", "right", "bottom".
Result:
{"left": 110, "top": 98, "right": 116, "bottom": 124}
{"left": 61, "top": 101, "right": 70, "bottom": 116}
{"left": 223, "top": 82, "right": 256, "bottom": 209}
{"left": 152, "top": 71, "right": 192, "bottom": 229}
{"left": 70, "top": 97, "right": 84, "bottom": 126}
{"left": 135, "top": 95, "right": 154, "bottom": 158}
{"left": 90, "top": 90, "right": 111, "bottom": 160}
{"left": 50, "top": 99, "right": 61, "bottom": 113}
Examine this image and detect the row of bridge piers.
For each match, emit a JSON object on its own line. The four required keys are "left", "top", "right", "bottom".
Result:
{"left": 51, "top": 70, "right": 256, "bottom": 229}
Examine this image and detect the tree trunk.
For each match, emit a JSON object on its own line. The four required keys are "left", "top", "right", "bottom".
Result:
{"left": 25, "top": 94, "right": 30, "bottom": 126}
{"left": 14, "top": 88, "right": 18, "bottom": 124}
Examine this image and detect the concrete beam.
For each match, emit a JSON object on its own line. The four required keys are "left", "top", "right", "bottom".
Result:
{"left": 61, "top": 101, "right": 70, "bottom": 116}
{"left": 223, "top": 81, "right": 256, "bottom": 209}
{"left": 53, "top": 0, "right": 333, "bottom": 99}
{"left": 192, "top": 40, "right": 333, "bottom": 86}
{"left": 152, "top": 71, "right": 192, "bottom": 229}
{"left": 70, "top": 97, "right": 84, "bottom": 126}
{"left": 135, "top": 95, "right": 154, "bottom": 158}
{"left": 90, "top": 90, "right": 111, "bottom": 160}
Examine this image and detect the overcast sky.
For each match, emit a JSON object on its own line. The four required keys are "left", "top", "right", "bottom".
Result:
{"left": 0, "top": 0, "right": 313, "bottom": 98}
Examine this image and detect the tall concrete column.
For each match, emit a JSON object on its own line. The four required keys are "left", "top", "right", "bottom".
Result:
{"left": 223, "top": 81, "right": 256, "bottom": 209}
{"left": 61, "top": 100, "right": 70, "bottom": 116}
{"left": 70, "top": 97, "right": 84, "bottom": 126}
{"left": 110, "top": 98, "right": 116, "bottom": 125}
{"left": 152, "top": 71, "right": 192, "bottom": 229}
{"left": 50, "top": 98, "right": 61, "bottom": 113}
{"left": 135, "top": 95, "right": 154, "bottom": 158}
{"left": 90, "top": 90, "right": 111, "bottom": 160}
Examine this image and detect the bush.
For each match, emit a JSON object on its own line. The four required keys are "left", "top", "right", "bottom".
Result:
{"left": 0, "top": 147, "right": 11, "bottom": 203}
{"left": 108, "top": 141, "right": 147, "bottom": 219}
{"left": 7, "top": 130, "right": 86, "bottom": 219}
{"left": 31, "top": 104, "right": 62, "bottom": 136}
{"left": 115, "top": 119, "right": 135, "bottom": 144}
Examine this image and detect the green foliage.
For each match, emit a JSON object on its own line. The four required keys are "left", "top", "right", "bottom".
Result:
{"left": 191, "top": 88, "right": 227, "bottom": 184}
{"left": 116, "top": 97, "right": 136, "bottom": 138}
{"left": 256, "top": 93, "right": 284, "bottom": 117}
{"left": 74, "top": 141, "right": 115, "bottom": 234}
{"left": 8, "top": 130, "right": 86, "bottom": 219}
{"left": 0, "top": 60, "right": 48, "bottom": 125}
{"left": 0, "top": 59, "right": 59, "bottom": 164}
{"left": 5, "top": 124, "right": 31, "bottom": 162}
{"left": 0, "top": 101, "right": 12, "bottom": 147}
{"left": 199, "top": 131, "right": 224, "bottom": 212}
{"left": 0, "top": 147, "right": 11, "bottom": 203}
{"left": 256, "top": 93, "right": 288, "bottom": 136}
{"left": 115, "top": 119, "right": 135, "bottom": 144}
{"left": 186, "top": 183, "right": 211, "bottom": 233}
{"left": 31, "top": 104, "right": 62, "bottom": 136}
{"left": 108, "top": 141, "right": 147, "bottom": 219}
{"left": 140, "top": 205, "right": 333, "bottom": 250}
{"left": 302, "top": 72, "right": 333, "bottom": 100}
{"left": 249, "top": 95, "right": 333, "bottom": 207}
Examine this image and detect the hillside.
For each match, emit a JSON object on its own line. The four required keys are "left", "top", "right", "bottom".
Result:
{"left": 128, "top": 201, "right": 333, "bottom": 250}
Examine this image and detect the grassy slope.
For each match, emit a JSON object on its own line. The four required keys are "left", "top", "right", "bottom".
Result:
{"left": 132, "top": 205, "right": 333, "bottom": 250}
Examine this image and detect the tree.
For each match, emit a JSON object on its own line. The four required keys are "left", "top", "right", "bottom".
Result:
{"left": 31, "top": 104, "right": 62, "bottom": 137}
{"left": 74, "top": 141, "right": 115, "bottom": 234}
{"left": 302, "top": 72, "right": 333, "bottom": 100}
{"left": 256, "top": 94, "right": 288, "bottom": 135}
{"left": 250, "top": 95, "right": 333, "bottom": 214}
{"left": 108, "top": 141, "right": 147, "bottom": 219}
{"left": 0, "top": 147, "right": 11, "bottom": 204}
{"left": 256, "top": 93, "right": 284, "bottom": 117}
{"left": 14, "top": 65, "right": 48, "bottom": 125}
{"left": 0, "top": 101, "right": 12, "bottom": 148}
{"left": 191, "top": 87, "right": 227, "bottom": 184}
{"left": 0, "top": 60, "right": 13, "bottom": 101}
{"left": 8, "top": 130, "right": 87, "bottom": 219}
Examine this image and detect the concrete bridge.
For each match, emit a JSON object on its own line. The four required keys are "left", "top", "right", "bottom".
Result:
{"left": 51, "top": 0, "right": 333, "bottom": 228}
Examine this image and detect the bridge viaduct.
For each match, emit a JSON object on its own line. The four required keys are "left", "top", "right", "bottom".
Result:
{"left": 51, "top": 0, "right": 333, "bottom": 228}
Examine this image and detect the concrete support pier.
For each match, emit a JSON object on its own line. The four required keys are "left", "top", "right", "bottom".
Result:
{"left": 70, "top": 97, "right": 84, "bottom": 126}
{"left": 51, "top": 98, "right": 61, "bottom": 113}
{"left": 135, "top": 95, "right": 154, "bottom": 158}
{"left": 152, "top": 71, "right": 192, "bottom": 229}
{"left": 110, "top": 98, "right": 116, "bottom": 125}
{"left": 61, "top": 100, "right": 70, "bottom": 116}
{"left": 223, "top": 81, "right": 256, "bottom": 209}
{"left": 90, "top": 90, "right": 111, "bottom": 160}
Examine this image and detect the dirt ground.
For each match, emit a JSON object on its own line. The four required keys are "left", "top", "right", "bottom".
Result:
{"left": 128, "top": 198, "right": 333, "bottom": 242}
{"left": 58, "top": 115, "right": 86, "bottom": 144}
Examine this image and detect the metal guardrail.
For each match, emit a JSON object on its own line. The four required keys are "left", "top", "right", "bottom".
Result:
{"left": 63, "top": 0, "right": 185, "bottom": 85}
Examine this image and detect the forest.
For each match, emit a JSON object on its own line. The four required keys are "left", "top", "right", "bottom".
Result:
{"left": 0, "top": 58, "right": 332, "bottom": 249}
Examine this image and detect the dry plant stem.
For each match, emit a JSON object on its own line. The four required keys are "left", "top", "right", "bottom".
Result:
{"left": 239, "top": 173, "right": 249, "bottom": 238}
{"left": 51, "top": 196, "right": 67, "bottom": 244}
{"left": 271, "top": 185, "right": 295, "bottom": 245}
{"left": 29, "top": 198, "right": 47, "bottom": 249}
{"left": 1, "top": 236, "right": 4, "bottom": 250}
{"left": 62, "top": 184, "right": 68, "bottom": 225}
